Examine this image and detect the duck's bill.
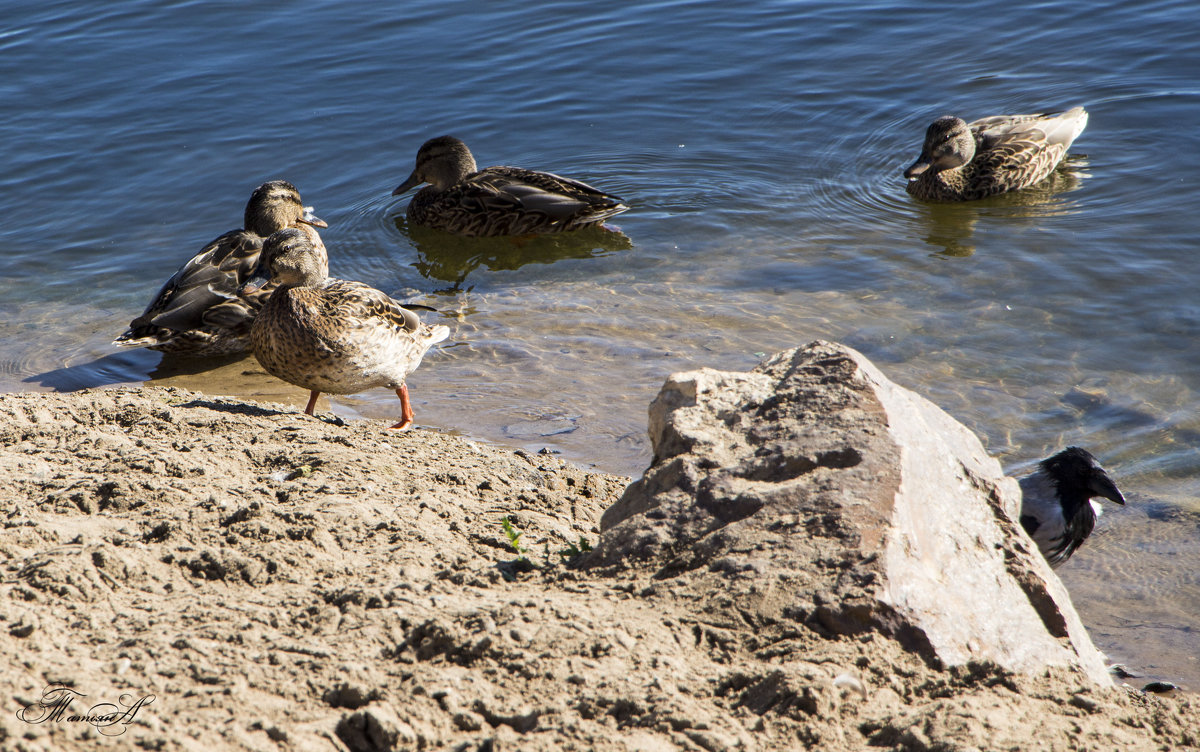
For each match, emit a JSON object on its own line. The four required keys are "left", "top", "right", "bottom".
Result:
{"left": 392, "top": 173, "right": 422, "bottom": 196}
{"left": 299, "top": 207, "right": 328, "bottom": 228}
{"left": 903, "top": 158, "right": 931, "bottom": 180}
{"left": 238, "top": 273, "right": 271, "bottom": 296}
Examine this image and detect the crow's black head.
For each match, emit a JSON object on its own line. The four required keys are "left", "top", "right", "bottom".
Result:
{"left": 1040, "top": 447, "right": 1126, "bottom": 515}
{"left": 1026, "top": 446, "right": 1126, "bottom": 566}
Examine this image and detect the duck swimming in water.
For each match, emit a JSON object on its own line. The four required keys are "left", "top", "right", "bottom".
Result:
{"left": 904, "top": 107, "right": 1088, "bottom": 201}
{"left": 392, "top": 135, "right": 629, "bottom": 237}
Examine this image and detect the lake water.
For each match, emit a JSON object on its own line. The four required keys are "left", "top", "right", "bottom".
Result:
{"left": 2, "top": 0, "right": 1197, "bottom": 688}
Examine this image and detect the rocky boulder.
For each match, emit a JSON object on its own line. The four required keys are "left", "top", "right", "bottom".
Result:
{"left": 589, "top": 340, "right": 1112, "bottom": 686}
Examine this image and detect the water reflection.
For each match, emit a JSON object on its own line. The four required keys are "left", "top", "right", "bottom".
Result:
{"left": 910, "top": 158, "right": 1089, "bottom": 257}
{"left": 138, "top": 353, "right": 324, "bottom": 412}
{"left": 916, "top": 203, "right": 981, "bottom": 257}
{"left": 23, "top": 349, "right": 159, "bottom": 392}
{"left": 23, "top": 347, "right": 319, "bottom": 413}
{"left": 397, "top": 218, "right": 633, "bottom": 291}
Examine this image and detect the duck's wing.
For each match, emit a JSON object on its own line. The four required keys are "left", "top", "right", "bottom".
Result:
{"left": 966, "top": 111, "right": 1086, "bottom": 194}
{"left": 969, "top": 107, "right": 1088, "bottom": 153}
{"left": 1036, "top": 107, "right": 1089, "bottom": 150}
{"left": 969, "top": 137, "right": 1067, "bottom": 194}
{"left": 115, "top": 229, "right": 263, "bottom": 344}
{"left": 969, "top": 113, "right": 1045, "bottom": 144}
{"left": 318, "top": 280, "right": 448, "bottom": 342}
{"left": 468, "top": 167, "right": 628, "bottom": 222}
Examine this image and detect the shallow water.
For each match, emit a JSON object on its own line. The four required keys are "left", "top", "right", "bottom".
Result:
{"left": 3, "top": 1, "right": 1198, "bottom": 687}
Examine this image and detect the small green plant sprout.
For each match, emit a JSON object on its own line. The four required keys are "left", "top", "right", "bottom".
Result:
{"left": 501, "top": 516, "right": 527, "bottom": 559}
{"left": 557, "top": 537, "right": 593, "bottom": 561}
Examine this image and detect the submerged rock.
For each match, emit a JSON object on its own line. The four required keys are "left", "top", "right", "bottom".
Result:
{"left": 590, "top": 340, "right": 1112, "bottom": 685}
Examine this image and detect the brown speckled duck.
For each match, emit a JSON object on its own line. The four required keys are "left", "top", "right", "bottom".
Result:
{"left": 113, "top": 180, "right": 327, "bottom": 356}
{"left": 903, "top": 106, "right": 1088, "bottom": 201}
{"left": 248, "top": 225, "right": 449, "bottom": 430}
{"left": 392, "top": 135, "right": 629, "bottom": 236}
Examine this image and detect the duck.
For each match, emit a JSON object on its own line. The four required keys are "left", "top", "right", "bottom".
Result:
{"left": 247, "top": 225, "right": 449, "bottom": 430}
{"left": 1018, "top": 446, "right": 1125, "bottom": 567}
{"left": 112, "top": 180, "right": 328, "bottom": 356}
{"left": 392, "top": 135, "right": 629, "bottom": 236}
{"left": 903, "top": 106, "right": 1088, "bottom": 201}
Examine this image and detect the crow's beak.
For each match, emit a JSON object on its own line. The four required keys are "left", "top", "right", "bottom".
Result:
{"left": 1090, "top": 471, "right": 1126, "bottom": 505}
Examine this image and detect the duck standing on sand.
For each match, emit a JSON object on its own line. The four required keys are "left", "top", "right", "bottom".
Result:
{"left": 392, "top": 135, "right": 629, "bottom": 236}
{"left": 1018, "top": 446, "right": 1126, "bottom": 567}
{"left": 113, "top": 180, "right": 328, "bottom": 356}
{"left": 903, "top": 107, "right": 1088, "bottom": 201}
{"left": 247, "top": 225, "right": 449, "bottom": 430}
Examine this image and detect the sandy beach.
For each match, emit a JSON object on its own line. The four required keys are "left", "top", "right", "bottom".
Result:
{"left": 1, "top": 386, "right": 1196, "bottom": 750}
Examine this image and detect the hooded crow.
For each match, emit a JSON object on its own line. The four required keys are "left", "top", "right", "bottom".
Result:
{"left": 1018, "top": 447, "right": 1126, "bottom": 567}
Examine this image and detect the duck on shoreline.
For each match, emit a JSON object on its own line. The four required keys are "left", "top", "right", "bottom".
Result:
{"left": 113, "top": 180, "right": 327, "bottom": 357}
{"left": 247, "top": 225, "right": 449, "bottom": 430}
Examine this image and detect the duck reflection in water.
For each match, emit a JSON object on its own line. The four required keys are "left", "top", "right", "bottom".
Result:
{"left": 912, "top": 156, "right": 1088, "bottom": 258}
{"left": 397, "top": 218, "right": 632, "bottom": 292}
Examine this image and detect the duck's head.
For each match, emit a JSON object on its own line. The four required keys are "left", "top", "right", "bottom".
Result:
{"left": 392, "top": 135, "right": 478, "bottom": 195}
{"left": 244, "top": 180, "right": 328, "bottom": 237}
{"left": 904, "top": 116, "right": 976, "bottom": 180}
{"left": 242, "top": 224, "right": 330, "bottom": 294}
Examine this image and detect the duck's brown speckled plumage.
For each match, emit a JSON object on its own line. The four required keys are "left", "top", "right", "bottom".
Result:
{"left": 904, "top": 107, "right": 1088, "bottom": 201}
{"left": 249, "top": 226, "right": 449, "bottom": 429}
{"left": 392, "top": 136, "right": 628, "bottom": 237}
{"left": 113, "top": 180, "right": 327, "bottom": 356}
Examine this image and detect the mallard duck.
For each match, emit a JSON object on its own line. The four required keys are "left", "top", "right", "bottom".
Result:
{"left": 1018, "top": 447, "right": 1125, "bottom": 567}
{"left": 113, "top": 180, "right": 328, "bottom": 356}
{"left": 903, "top": 106, "right": 1088, "bottom": 201}
{"left": 248, "top": 225, "right": 449, "bottom": 429}
{"left": 392, "top": 135, "right": 629, "bottom": 236}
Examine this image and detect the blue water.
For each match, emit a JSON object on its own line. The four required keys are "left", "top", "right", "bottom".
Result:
{"left": 2, "top": 0, "right": 1198, "bottom": 687}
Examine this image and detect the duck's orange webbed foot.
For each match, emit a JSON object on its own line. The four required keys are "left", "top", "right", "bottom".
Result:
{"left": 388, "top": 384, "right": 415, "bottom": 430}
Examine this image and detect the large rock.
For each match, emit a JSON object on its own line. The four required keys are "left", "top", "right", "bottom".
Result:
{"left": 590, "top": 341, "right": 1112, "bottom": 685}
